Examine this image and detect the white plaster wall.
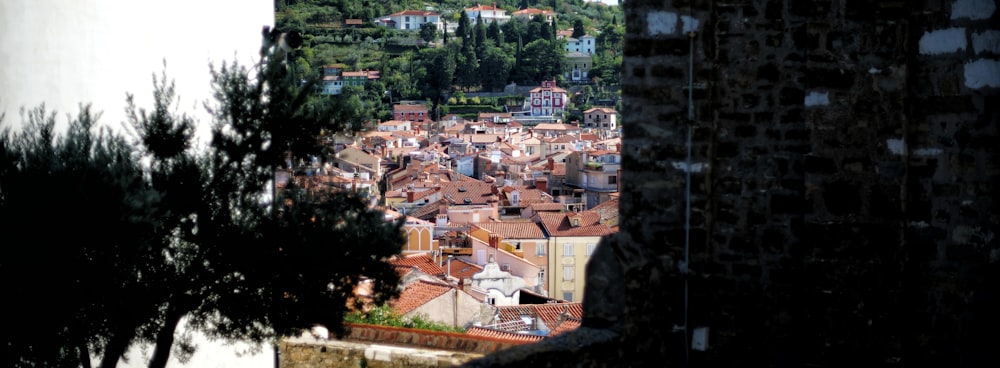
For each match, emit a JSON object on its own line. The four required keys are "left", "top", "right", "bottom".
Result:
{"left": 407, "top": 290, "right": 481, "bottom": 328}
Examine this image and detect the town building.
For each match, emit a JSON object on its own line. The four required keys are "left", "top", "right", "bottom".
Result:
{"left": 524, "top": 80, "right": 568, "bottom": 117}
{"left": 464, "top": 4, "right": 510, "bottom": 24}
{"left": 377, "top": 10, "right": 442, "bottom": 31}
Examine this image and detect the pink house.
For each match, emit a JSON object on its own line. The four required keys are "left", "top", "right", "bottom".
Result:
{"left": 525, "top": 80, "right": 568, "bottom": 117}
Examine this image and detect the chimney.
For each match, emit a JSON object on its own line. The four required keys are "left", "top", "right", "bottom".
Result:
{"left": 536, "top": 177, "right": 548, "bottom": 192}
{"left": 407, "top": 189, "right": 415, "bottom": 203}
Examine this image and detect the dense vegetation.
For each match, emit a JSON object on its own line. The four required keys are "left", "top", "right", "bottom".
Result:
{"left": 345, "top": 305, "right": 466, "bottom": 333}
{"left": 276, "top": 0, "right": 623, "bottom": 122}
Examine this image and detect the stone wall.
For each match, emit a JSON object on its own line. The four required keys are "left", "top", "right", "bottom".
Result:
{"left": 281, "top": 323, "right": 543, "bottom": 367}
{"left": 465, "top": 1, "right": 998, "bottom": 367}
{"left": 281, "top": 338, "right": 479, "bottom": 368}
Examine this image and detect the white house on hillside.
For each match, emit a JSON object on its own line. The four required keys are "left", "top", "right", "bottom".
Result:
{"left": 465, "top": 4, "right": 510, "bottom": 24}
{"left": 564, "top": 34, "right": 595, "bottom": 55}
{"left": 378, "top": 10, "right": 442, "bottom": 31}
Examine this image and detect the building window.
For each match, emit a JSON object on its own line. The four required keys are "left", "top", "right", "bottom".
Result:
{"left": 563, "top": 243, "right": 574, "bottom": 256}
{"left": 608, "top": 176, "right": 617, "bottom": 185}
{"left": 538, "top": 267, "right": 545, "bottom": 282}
{"left": 563, "top": 266, "right": 574, "bottom": 281}
{"left": 536, "top": 243, "right": 546, "bottom": 256}
{"left": 563, "top": 291, "right": 573, "bottom": 301}
{"left": 587, "top": 243, "right": 596, "bottom": 256}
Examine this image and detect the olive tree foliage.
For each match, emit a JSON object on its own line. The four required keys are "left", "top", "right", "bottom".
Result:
{"left": 1, "top": 28, "right": 405, "bottom": 368}
{"left": 1, "top": 104, "right": 159, "bottom": 368}
{"left": 133, "top": 27, "right": 405, "bottom": 368}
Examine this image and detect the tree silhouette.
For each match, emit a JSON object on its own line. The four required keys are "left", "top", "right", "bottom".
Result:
{"left": 1, "top": 28, "right": 405, "bottom": 368}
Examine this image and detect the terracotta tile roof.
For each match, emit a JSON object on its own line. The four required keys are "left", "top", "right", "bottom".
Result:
{"left": 590, "top": 198, "right": 619, "bottom": 212}
{"left": 478, "top": 112, "right": 513, "bottom": 119}
{"left": 390, "top": 253, "right": 446, "bottom": 276}
{"left": 390, "top": 10, "right": 440, "bottom": 16}
{"left": 466, "top": 4, "right": 503, "bottom": 11}
{"left": 404, "top": 200, "right": 442, "bottom": 221}
{"left": 512, "top": 8, "right": 555, "bottom": 16}
{"left": 438, "top": 181, "right": 497, "bottom": 206}
{"left": 465, "top": 326, "right": 544, "bottom": 343}
{"left": 474, "top": 222, "right": 546, "bottom": 239}
{"left": 549, "top": 316, "right": 581, "bottom": 336}
{"left": 534, "top": 123, "right": 579, "bottom": 131}
{"left": 517, "top": 188, "right": 552, "bottom": 204}
{"left": 468, "top": 134, "right": 505, "bottom": 144}
{"left": 393, "top": 104, "right": 428, "bottom": 113}
{"left": 528, "top": 203, "right": 564, "bottom": 212}
{"left": 444, "top": 258, "right": 483, "bottom": 280}
{"left": 548, "top": 135, "right": 578, "bottom": 144}
{"left": 536, "top": 212, "right": 616, "bottom": 237}
{"left": 551, "top": 162, "right": 566, "bottom": 176}
{"left": 584, "top": 107, "right": 617, "bottom": 114}
{"left": 493, "top": 302, "right": 583, "bottom": 336}
{"left": 529, "top": 85, "right": 568, "bottom": 93}
{"left": 391, "top": 279, "right": 452, "bottom": 315}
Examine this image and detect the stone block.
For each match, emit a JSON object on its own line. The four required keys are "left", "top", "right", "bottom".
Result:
{"left": 771, "top": 192, "right": 806, "bottom": 214}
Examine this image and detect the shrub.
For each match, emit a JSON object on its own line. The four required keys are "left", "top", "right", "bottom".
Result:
{"left": 344, "top": 305, "right": 465, "bottom": 333}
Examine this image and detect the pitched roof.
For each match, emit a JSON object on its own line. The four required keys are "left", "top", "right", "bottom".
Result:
{"left": 391, "top": 279, "right": 452, "bottom": 315}
{"left": 529, "top": 85, "right": 568, "bottom": 93}
{"left": 393, "top": 104, "right": 428, "bottom": 112}
{"left": 390, "top": 10, "right": 440, "bottom": 16}
{"left": 438, "top": 181, "right": 497, "bottom": 206}
{"left": 390, "top": 253, "right": 446, "bottom": 276}
{"left": 464, "top": 326, "right": 545, "bottom": 343}
{"left": 405, "top": 201, "right": 442, "bottom": 221}
{"left": 536, "top": 211, "right": 616, "bottom": 237}
{"left": 528, "top": 203, "right": 564, "bottom": 212}
{"left": 533, "top": 123, "right": 579, "bottom": 131}
{"left": 512, "top": 8, "right": 555, "bottom": 16}
{"left": 444, "top": 258, "right": 483, "bottom": 280}
{"left": 493, "top": 302, "right": 583, "bottom": 336}
{"left": 466, "top": 4, "right": 503, "bottom": 11}
{"left": 474, "top": 222, "right": 546, "bottom": 239}
{"left": 584, "top": 107, "right": 617, "bottom": 114}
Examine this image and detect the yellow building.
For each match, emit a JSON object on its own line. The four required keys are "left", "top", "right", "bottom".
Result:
{"left": 536, "top": 212, "right": 616, "bottom": 303}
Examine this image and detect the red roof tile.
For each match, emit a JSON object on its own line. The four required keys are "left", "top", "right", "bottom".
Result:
{"left": 465, "top": 326, "right": 544, "bottom": 343}
{"left": 391, "top": 279, "right": 452, "bottom": 315}
{"left": 444, "top": 258, "right": 483, "bottom": 280}
{"left": 438, "top": 181, "right": 497, "bottom": 206}
{"left": 536, "top": 212, "right": 616, "bottom": 237}
{"left": 390, "top": 253, "right": 446, "bottom": 276}
{"left": 528, "top": 203, "right": 564, "bottom": 212}
{"left": 474, "top": 222, "right": 546, "bottom": 239}
{"left": 491, "top": 302, "right": 584, "bottom": 336}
